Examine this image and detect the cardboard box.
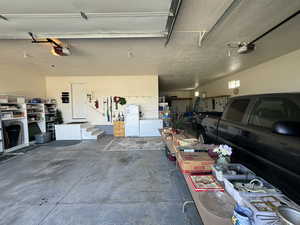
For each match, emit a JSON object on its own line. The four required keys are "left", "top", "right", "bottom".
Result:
{"left": 114, "top": 121, "right": 125, "bottom": 137}
{"left": 178, "top": 138, "right": 198, "bottom": 147}
{"left": 188, "top": 174, "right": 224, "bottom": 192}
{"left": 172, "top": 134, "right": 186, "bottom": 145}
{"left": 177, "top": 152, "right": 214, "bottom": 174}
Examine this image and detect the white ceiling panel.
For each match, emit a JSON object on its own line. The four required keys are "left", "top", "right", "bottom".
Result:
{"left": 0, "top": 0, "right": 174, "bottom": 39}
{"left": 174, "top": 0, "right": 234, "bottom": 31}
{"left": 0, "top": 0, "right": 173, "bottom": 13}
{"left": 0, "top": 13, "right": 169, "bottom": 39}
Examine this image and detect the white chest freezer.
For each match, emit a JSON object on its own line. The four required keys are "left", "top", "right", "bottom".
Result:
{"left": 139, "top": 119, "right": 163, "bottom": 137}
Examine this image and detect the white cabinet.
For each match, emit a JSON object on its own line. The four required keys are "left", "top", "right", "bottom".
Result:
{"left": 55, "top": 124, "right": 82, "bottom": 140}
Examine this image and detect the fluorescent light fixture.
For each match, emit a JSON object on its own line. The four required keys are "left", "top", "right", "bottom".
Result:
{"left": 228, "top": 80, "right": 240, "bottom": 89}
{"left": 194, "top": 91, "right": 199, "bottom": 97}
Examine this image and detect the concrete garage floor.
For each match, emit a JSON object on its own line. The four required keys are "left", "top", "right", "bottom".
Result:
{"left": 0, "top": 136, "right": 202, "bottom": 225}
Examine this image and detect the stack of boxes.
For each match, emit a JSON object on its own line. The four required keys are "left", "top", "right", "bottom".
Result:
{"left": 113, "top": 121, "right": 125, "bottom": 137}
{"left": 172, "top": 134, "right": 216, "bottom": 174}
{"left": 177, "top": 152, "right": 214, "bottom": 174}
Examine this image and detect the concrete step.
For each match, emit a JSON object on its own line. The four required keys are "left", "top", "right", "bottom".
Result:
{"left": 92, "top": 130, "right": 104, "bottom": 136}
{"left": 80, "top": 123, "right": 91, "bottom": 129}
{"left": 86, "top": 127, "right": 98, "bottom": 133}
{"left": 82, "top": 127, "right": 104, "bottom": 140}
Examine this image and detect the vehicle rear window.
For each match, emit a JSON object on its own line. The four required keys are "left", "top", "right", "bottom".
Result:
{"left": 224, "top": 99, "right": 250, "bottom": 122}
{"left": 249, "top": 97, "right": 300, "bottom": 129}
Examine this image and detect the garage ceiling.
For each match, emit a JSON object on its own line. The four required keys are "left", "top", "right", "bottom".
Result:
{"left": 0, "top": 0, "right": 176, "bottom": 38}
{"left": 0, "top": 0, "right": 299, "bottom": 91}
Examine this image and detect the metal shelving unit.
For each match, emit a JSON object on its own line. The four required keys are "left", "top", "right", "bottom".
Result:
{"left": 26, "top": 103, "right": 46, "bottom": 143}
{"left": 0, "top": 118, "right": 3, "bottom": 153}
{"left": 44, "top": 103, "right": 57, "bottom": 140}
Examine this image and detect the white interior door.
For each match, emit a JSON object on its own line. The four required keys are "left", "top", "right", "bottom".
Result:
{"left": 71, "top": 83, "right": 87, "bottom": 119}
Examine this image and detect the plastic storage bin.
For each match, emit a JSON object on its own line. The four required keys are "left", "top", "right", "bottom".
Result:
{"left": 35, "top": 132, "right": 51, "bottom": 144}
{"left": 243, "top": 194, "right": 299, "bottom": 225}
{"left": 213, "top": 163, "right": 256, "bottom": 182}
{"left": 224, "top": 176, "right": 281, "bottom": 205}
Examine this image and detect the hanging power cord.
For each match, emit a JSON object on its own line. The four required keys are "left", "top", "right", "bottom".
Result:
{"left": 248, "top": 10, "right": 300, "bottom": 46}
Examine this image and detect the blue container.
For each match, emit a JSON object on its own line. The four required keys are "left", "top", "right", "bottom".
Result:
{"left": 232, "top": 204, "right": 253, "bottom": 225}
{"left": 30, "top": 98, "right": 42, "bottom": 103}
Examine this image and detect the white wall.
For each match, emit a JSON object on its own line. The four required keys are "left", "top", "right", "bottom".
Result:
{"left": 198, "top": 49, "right": 300, "bottom": 97}
{"left": 0, "top": 65, "right": 46, "bottom": 98}
{"left": 46, "top": 75, "right": 159, "bottom": 125}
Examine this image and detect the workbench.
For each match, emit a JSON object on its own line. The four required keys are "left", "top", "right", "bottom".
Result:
{"left": 183, "top": 174, "right": 235, "bottom": 225}
{"left": 160, "top": 129, "right": 235, "bottom": 225}
{"left": 159, "top": 129, "right": 177, "bottom": 157}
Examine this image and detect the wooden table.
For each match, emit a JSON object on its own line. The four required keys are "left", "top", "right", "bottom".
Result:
{"left": 159, "top": 129, "right": 177, "bottom": 156}
{"left": 159, "top": 129, "right": 235, "bottom": 225}
{"left": 183, "top": 174, "right": 235, "bottom": 225}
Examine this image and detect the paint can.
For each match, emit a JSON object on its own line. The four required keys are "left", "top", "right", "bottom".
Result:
{"left": 232, "top": 204, "right": 253, "bottom": 225}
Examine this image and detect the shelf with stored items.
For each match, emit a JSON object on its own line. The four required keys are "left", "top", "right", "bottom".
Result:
{"left": 0, "top": 102, "right": 26, "bottom": 120}
{"left": 26, "top": 103, "right": 46, "bottom": 143}
{"left": 0, "top": 119, "right": 3, "bottom": 153}
{"left": 0, "top": 95, "right": 26, "bottom": 104}
{"left": 44, "top": 103, "right": 57, "bottom": 140}
{"left": 26, "top": 103, "right": 45, "bottom": 122}
{"left": 0, "top": 101, "right": 29, "bottom": 153}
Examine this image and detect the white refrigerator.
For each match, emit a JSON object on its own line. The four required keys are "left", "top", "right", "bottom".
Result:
{"left": 124, "top": 104, "right": 140, "bottom": 137}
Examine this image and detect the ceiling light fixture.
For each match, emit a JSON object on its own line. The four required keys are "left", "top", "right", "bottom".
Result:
{"left": 127, "top": 49, "right": 134, "bottom": 58}
{"left": 23, "top": 51, "right": 31, "bottom": 58}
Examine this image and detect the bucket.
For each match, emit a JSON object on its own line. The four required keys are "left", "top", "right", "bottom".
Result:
{"left": 232, "top": 204, "right": 253, "bottom": 225}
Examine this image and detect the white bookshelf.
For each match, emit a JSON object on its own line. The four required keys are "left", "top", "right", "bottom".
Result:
{"left": 27, "top": 103, "right": 46, "bottom": 131}
{"left": 0, "top": 96, "right": 57, "bottom": 151}
{"left": 0, "top": 102, "right": 29, "bottom": 153}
